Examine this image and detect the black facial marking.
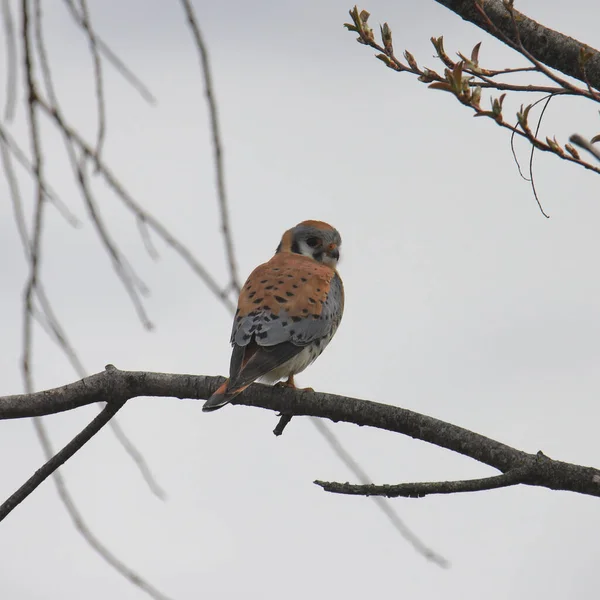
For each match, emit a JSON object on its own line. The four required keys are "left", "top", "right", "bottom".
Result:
{"left": 313, "top": 251, "right": 324, "bottom": 262}
{"left": 291, "top": 240, "right": 300, "bottom": 254}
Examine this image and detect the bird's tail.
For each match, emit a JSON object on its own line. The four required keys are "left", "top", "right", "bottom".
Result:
{"left": 202, "top": 379, "right": 250, "bottom": 412}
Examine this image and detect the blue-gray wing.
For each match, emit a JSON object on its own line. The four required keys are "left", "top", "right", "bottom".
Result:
{"left": 231, "top": 255, "right": 344, "bottom": 348}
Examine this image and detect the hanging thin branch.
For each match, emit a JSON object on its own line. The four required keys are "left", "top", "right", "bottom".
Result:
{"left": 180, "top": 0, "right": 241, "bottom": 294}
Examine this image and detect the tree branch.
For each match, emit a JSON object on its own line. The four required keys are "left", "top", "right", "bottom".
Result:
{"left": 434, "top": 0, "right": 600, "bottom": 91}
{"left": 2, "top": 366, "right": 599, "bottom": 501}
{"left": 315, "top": 465, "right": 533, "bottom": 497}
{"left": 0, "top": 394, "right": 126, "bottom": 522}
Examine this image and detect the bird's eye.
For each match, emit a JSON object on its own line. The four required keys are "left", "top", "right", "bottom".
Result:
{"left": 306, "top": 237, "right": 320, "bottom": 248}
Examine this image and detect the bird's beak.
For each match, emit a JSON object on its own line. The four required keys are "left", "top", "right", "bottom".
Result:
{"left": 326, "top": 244, "right": 339, "bottom": 261}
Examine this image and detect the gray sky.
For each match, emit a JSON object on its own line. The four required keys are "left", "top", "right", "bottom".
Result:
{"left": 1, "top": 0, "right": 599, "bottom": 598}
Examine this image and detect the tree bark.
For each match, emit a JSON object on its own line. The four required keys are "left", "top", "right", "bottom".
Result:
{"left": 435, "top": 0, "right": 600, "bottom": 91}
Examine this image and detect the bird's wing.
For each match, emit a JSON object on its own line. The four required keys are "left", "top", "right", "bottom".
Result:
{"left": 228, "top": 252, "right": 344, "bottom": 386}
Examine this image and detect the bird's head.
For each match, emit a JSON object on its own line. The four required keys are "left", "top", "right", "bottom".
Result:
{"left": 276, "top": 220, "right": 341, "bottom": 268}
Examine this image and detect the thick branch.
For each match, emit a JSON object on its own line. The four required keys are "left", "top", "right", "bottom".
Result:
{"left": 1, "top": 366, "right": 599, "bottom": 499}
{"left": 435, "top": 0, "right": 600, "bottom": 91}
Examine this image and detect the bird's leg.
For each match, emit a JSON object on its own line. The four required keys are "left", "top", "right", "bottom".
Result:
{"left": 273, "top": 375, "right": 316, "bottom": 436}
{"left": 275, "top": 374, "right": 314, "bottom": 392}
{"left": 276, "top": 374, "right": 296, "bottom": 388}
{"left": 274, "top": 376, "right": 294, "bottom": 435}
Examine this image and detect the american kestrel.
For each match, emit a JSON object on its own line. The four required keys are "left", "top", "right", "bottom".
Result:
{"left": 203, "top": 220, "right": 344, "bottom": 412}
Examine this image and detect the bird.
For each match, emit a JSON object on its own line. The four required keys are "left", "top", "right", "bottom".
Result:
{"left": 203, "top": 220, "right": 344, "bottom": 412}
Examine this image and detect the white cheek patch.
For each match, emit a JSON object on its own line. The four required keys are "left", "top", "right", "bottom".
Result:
{"left": 322, "top": 255, "right": 338, "bottom": 268}
{"left": 297, "top": 240, "right": 315, "bottom": 257}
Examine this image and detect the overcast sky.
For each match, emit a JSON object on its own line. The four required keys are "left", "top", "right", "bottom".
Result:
{"left": 1, "top": 1, "right": 600, "bottom": 598}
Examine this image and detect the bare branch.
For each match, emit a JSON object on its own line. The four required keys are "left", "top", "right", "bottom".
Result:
{"left": 434, "top": 0, "right": 600, "bottom": 91}
{"left": 35, "top": 94, "right": 236, "bottom": 311}
{"left": 1, "top": 0, "right": 17, "bottom": 121}
{"left": 0, "top": 124, "right": 81, "bottom": 226}
{"left": 181, "top": 0, "right": 241, "bottom": 294}
{"left": 77, "top": 0, "right": 106, "bottom": 166}
{"left": 311, "top": 419, "right": 449, "bottom": 568}
{"left": 315, "top": 465, "right": 534, "bottom": 497}
{"left": 1, "top": 398, "right": 125, "bottom": 522}
{"left": 2, "top": 366, "right": 599, "bottom": 499}
{"left": 27, "top": 417, "right": 174, "bottom": 600}
{"left": 345, "top": 8, "right": 600, "bottom": 180}
{"left": 61, "top": 0, "right": 156, "bottom": 104}
{"left": 107, "top": 419, "right": 167, "bottom": 500}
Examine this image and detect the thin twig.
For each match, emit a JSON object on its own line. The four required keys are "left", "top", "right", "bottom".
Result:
{"left": 16, "top": 5, "right": 169, "bottom": 597}
{"left": 107, "top": 419, "right": 167, "bottom": 500}
{"left": 36, "top": 94, "right": 234, "bottom": 310}
{"left": 0, "top": 124, "right": 81, "bottom": 226}
{"left": 33, "top": 1, "right": 153, "bottom": 327}
{"left": 526, "top": 94, "right": 554, "bottom": 218}
{"left": 22, "top": 416, "right": 174, "bottom": 600}
{"left": 311, "top": 418, "right": 449, "bottom": 567}
{"left": 137, "top": 215, "right": 160, "bottom": 260}
{"left": 1, "top": 0, "right": 17, "bottom": 121}
{"left": 77, "top": 0, "right": 106, "bottom": 167}
{"left": 180, "top": 0, "right": 241, "bottom": 294}
{"left": 61, "top": 0, "right": 156, "bottom": 104}
{"left": 21, "top": 0, "right": 45, "bottom": 394}
{"left": 314, "top": 465, "right": 533, "bottom": 497}
{"left": 71, "top": 152, "right": 154, "bottom": 328}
